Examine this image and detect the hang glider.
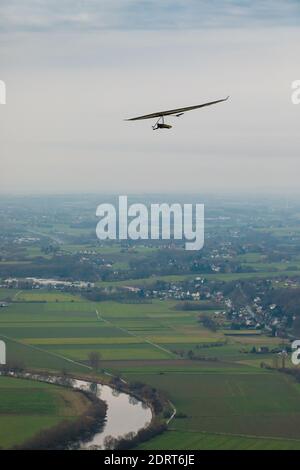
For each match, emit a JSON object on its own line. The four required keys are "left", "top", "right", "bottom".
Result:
{"left": 125, "top": 96, "right": 229, "bottom": 130}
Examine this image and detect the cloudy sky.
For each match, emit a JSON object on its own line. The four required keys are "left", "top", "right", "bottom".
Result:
{"left": 1, "top": 1, "right": 299, "bottom": 194}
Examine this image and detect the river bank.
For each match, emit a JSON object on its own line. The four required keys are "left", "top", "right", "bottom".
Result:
{"left": 0, "top": 369, "right": 156, "bottom": 450}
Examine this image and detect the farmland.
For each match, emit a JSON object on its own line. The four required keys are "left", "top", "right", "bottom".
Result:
{"left": 0, "top": 375, "right": 91, "bottom": 449}
{"left": 2, "top": 194, "right": 300, "bottom": 449}
{"left": 139, "top": 431, "right": 300, "bottom": 450}
{"left": 1, "top": 293, "right": 300, "bottom": 449}
{"left": 131, "top": 371, "right": 300, "bottom": 439}
{"left": 1, "top": 298, "right": 281, "bottom": 365}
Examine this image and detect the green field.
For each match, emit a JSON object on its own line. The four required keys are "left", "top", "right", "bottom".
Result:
{"left": 0, "top": 376, "right": 91, "bottom": 448}
{"left": 128, "top": 371, "right": 300, "bottom": 439}
{"left": 1, "top": 293, "right": 299, "bottom": 450}
{"left": 0, "top": 297, "right": 285, "bottom": 373}
{"left": 15, "top": 290, "right": 84, "bottom": 303}
{"left": 139, "top": 430, "right": 300, "bottom": 450}
{"left": 0, "top": 288, "right": 21, "bottom": 300}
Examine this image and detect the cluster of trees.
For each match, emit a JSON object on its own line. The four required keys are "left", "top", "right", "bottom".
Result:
{"left": 129, "top": 381, "right": 164, "bottom": 415}
{"left": 83, "top": 288, "right": 147, "bottom": 303}
{"left": 0, "top": 255, "right": 99, "bottom": 281}
{"left": 264, "top": 287, "right": 300, "bottom": 318}
{"left": 126, "top": 250, "right": 224, "bottom": 279}
{"left": 103, "top": 420, "right": 167, "bottom": 450}
{"left": 0, "top": 361, "right": 25, "bottom": 374}
{"left": 176, "top": 301, "right": 219, "bottom": 311}
{"left": 199, "top": 315, "right": 218, "bottom": 332}
{"left": 41, "top": 244, "right": 59, "bottom": 255}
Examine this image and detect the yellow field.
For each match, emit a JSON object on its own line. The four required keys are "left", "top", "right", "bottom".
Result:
{"left": 22, "top": 337, "right": 144, "bottom": 345}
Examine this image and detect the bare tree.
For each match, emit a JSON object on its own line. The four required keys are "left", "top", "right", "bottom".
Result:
{"left": 88, "top": 351, "right": 102, "bottom": 371}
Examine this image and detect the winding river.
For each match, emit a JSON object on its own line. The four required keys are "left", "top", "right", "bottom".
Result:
{"left": 73, "top": 379, "right": 152, "bottom": 449}
{"left": 2, "top": 372, "right": 152, "bottom": 449}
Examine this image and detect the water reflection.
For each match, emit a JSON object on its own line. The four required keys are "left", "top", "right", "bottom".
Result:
{"left": 3, "top": 373, "right": 152, "bottom": 451}
{"left": 89, "top": 382, "right": 98, "bottom": 395}
{"left": 129, "top": 396, "right": 138, "bottom": 406}
{"left": 73, "top": 379, "right": 152, "bottom": 450}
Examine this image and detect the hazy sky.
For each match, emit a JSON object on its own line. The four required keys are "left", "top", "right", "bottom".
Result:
{"left": 1, "top": 1, "right": 300, "bottom": 194}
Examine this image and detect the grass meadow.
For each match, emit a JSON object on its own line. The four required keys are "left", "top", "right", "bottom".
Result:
{"left": 0, "top": 376, "right": 90, "bottom": 448}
